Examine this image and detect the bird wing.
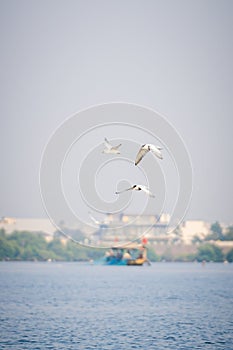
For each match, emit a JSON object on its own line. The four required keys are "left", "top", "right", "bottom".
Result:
{"left": 115, "top": 186, "right": 134, "bottom": 194}
{"left": 149, "top": 144, "right": 163, "bottom": 159}
{"left": 140, "top": 185, "right": 155, "bottom": 198}
{"left": 104, "top": 138, "right": 112, "bottom": 149}
{"left": 88, "top": 212, "right": 100, "bottom": 224}
{"left": 112, "top": 143, "right": 122, "bottom": 150}
{"left": 135, "top": 146, "right": 149, "bottom": 165}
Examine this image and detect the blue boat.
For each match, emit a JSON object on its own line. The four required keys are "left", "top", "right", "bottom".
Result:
{"left": 102, "top": 243, "right": 150, "bottom": 266}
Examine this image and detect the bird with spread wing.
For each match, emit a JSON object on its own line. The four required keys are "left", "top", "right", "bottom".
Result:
{"left": 115, "top": 184, "right": 155, "bottom": 198}
{"left": 102, "top": 138, "right": 122, "bottom": 154}
{"left": 135, "top": 144, "right": 163, "bottom": 165}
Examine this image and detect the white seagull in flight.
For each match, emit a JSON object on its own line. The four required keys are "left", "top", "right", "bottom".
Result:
{"left": 102, "top": 138, "right": 122, "bottom": 154}
{"left": 88, "top": 212, "right": 101, "bottom": 225}
{"left": 135, "top": 144, "right": 163, "bottom": 165}
{"left": 115, "top": 184, "right": 155, "bottom": 198}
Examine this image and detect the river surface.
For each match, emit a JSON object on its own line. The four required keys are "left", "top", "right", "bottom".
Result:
{"left": 0, "top": 262, "right": 233, "bottom": 349}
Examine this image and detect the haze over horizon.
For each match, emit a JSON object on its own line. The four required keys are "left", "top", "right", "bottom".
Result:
{"left": 0, "top": 1, "right": 233, "bottom": 224}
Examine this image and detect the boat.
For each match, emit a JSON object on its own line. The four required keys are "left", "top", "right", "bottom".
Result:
{"left": 102, "top": 243, "right": 150, "bottom": 266}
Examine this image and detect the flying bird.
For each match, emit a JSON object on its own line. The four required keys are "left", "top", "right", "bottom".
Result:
{"left": 135, "top": 144, "right": 163, "bottom": 165}
{"left": 88, "top": 212, "right": 102, "bottom": 225}
{"left": 115, "top": 184, "right": 155, "bottom": 198}
{"left": 102, "top": 138, "right": 122, "bottom": 154}
{"left": 88, "top": 212, "right": 110, "bottom": 226}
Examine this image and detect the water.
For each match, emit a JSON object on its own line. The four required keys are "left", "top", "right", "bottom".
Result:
{"left": 0, "top": 262, "right": 233, "bottom": 349}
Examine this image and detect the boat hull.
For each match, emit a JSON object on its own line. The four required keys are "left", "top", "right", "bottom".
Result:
{"left": 127, "top": 258, "right": 145, "bottom": 266}
{"left": 103, "top": 257, "right": 146, "bottom": 266}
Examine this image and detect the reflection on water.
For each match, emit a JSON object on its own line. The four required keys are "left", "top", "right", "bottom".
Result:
{"left": 0, "top": 262, "right": 233, "bottom": 349}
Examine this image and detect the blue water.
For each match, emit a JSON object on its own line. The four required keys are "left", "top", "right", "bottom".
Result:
{"left": 0, "top": 262, "right": 233, "bottom": 349}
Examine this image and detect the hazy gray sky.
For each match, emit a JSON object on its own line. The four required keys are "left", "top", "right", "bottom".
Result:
{"left": 0, "top": 0, "right": 232, "bottom": 223}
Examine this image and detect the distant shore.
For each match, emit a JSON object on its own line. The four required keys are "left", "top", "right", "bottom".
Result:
{"left": 1, "top": 230, "right": 233, "bottom": 263}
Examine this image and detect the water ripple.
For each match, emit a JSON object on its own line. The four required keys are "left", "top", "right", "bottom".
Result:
{"left": 0, "top": 262, "right": 233, "bottom": 349}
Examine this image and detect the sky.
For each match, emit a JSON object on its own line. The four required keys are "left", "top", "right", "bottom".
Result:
{"left": 0, "top": 0, "right": 233, "bottom": 224}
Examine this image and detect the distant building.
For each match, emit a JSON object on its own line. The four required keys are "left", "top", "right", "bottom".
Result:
{"left": 91, "top": 213, "right": 171, "bottom": 244}
{"left": 0, "top": 217, "right": 56, "bottom": 238}
{"left": 0, "top": 215, "right": 217, "bottom": 246}
{"left": 180, "top": 220, "right": 211, "bottom": 244}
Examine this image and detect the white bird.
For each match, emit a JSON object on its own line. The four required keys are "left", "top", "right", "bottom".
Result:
{"left": 88, "top": 212, "right": 101, "bottom": 225}
{"left": 135, "top": 144, "right": 163, "bottom": 165}
{"left": 115, "top": 184, "right": 155, "bottom": 198}
{"left": 102, "top": 137, "right": 122, "bottom": 154}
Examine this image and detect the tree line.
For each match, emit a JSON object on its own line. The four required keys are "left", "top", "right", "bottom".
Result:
{"left": 193, "top": 222, "right": 233, "bottom": 242}
{"left": 0, "top": 229, "right": 233, "bottom": 262}
{"left": 0, "top": 229, "right": 103, "bottom": 262}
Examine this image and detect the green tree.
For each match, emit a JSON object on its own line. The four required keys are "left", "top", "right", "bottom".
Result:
{"left": 0, "top": 236, "right": 14, "bottom": 259}
{"left": 223, "top": 226, "right": 233, "bottom": 241}
{"left": 9, "top": 231, "right": 47, "bottom": 249}
{"left": 0, "top": 230, "right": 110, "bottom": 261}
{"left": 192, "top": 235, "right": 202, "bottom": 244}
{"left": 147, "top": 247, "right": 160, "bottom": 262}
{"left": 226, "top": 248, "right": 233, "bottom": 262}
{"left": 54, "top": 228, "right": 85, "bottom": 242}
{"left": 0, "top": 228, "right": 6, "bottom": 237}
{"left": 211, "top": 221, "right": 223, "bottom": 239}
{"left": 47, "top": 238, "right": 67, "bottom": 260}
{"left": 0, "top": 234, "right": 21, "bottom": 260}
{"left": 196, "top": 243, "right": 224, "bottom": 262}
